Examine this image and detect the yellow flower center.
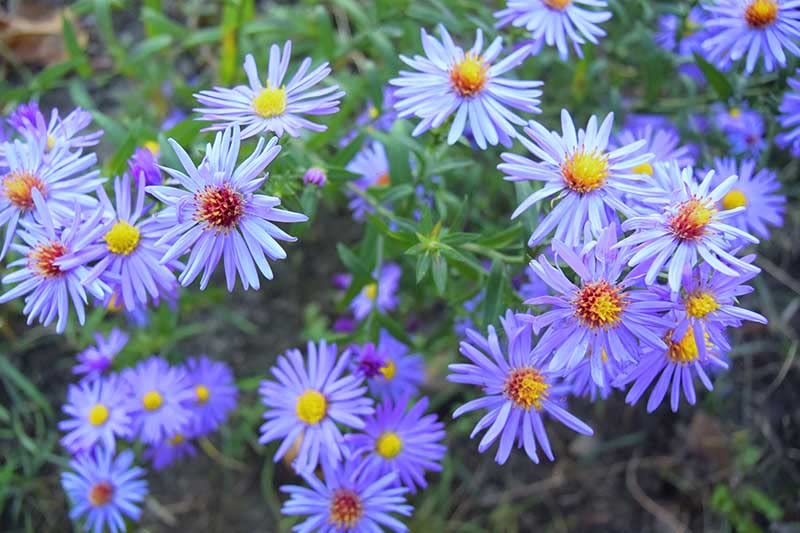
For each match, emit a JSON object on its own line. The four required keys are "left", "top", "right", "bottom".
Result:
{"left": 632, "top": 162, "right": 654, "bottom": 176}
{"left": 106, "top": 292, "right": 123, "bottom": 313}
{"left": 450, "top": 53, "right": 488, "bottom": 97}
{"left": 104, "top": 221, "right": 141, "bottom": 256}
{"left": 574, "top": 280, "right": 627, "bottom": 329}
{"left": 721, "top": 189, "right": 747, "bottom": 210}
{"left": 329, "top": 489, "right": 363, "bottom": 529}
{"left": 46, "top": 135, "right": 56, "bottom": 151}
{"left": 142, "top": 390, "right": 163, "bottom": 411}
{"left": 562, "top": 147, "right": 609, "bottom": 193}
{"left": 685, "top": 291, "right": 720, "bottom": 319}
{"left": 375, "top": 431, "right": 403, "bottom": 459}
{"left": 3, "top": 170, "right": 46, "bottom": 210}
{"left": 363, "top": 283, "right": 378, "bottom": 300}
{"left": 543, "top": 0, "right": 572, "bottom": 9}
{"left": 296, "top": 389, "right": 327, "bottom": 425}
{"left": 669, "top": 198, "right": 716, "bottom": 240}
{"left": 253, "top": 86, "right": 287, "bottom": 118}
{"left": 195, "top": 384, "right": 210, "bottom": 404}
{"left": 379, "top": 359, "right": 396, "bottom": 380}
{"left": 666, "top": 326, "right": 710, "bottom": 364}
{"left": 170, "top": 433, "right": 185, "bottom": 445}
{"left": 368, "top": 106, "right": 380, "bottom": 120}
{"left": 503, "top": 367, "right": 549, "bottom": 410}
{"left": 88, "top": 403, "right": 110, "bottom": 426}
{"left": 729, "top": 107, "right": 742, "bottom": 118}
{"left": 143, "top": 140, "right": 160, "bottom": 155}
{"left": 745, "top": 0, "right": 778, "bottom": 28}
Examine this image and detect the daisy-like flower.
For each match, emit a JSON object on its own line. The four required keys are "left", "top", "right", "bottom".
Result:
{"left": 714, "top": 104, "right": 767, "bottom": 156}
{"left": 500, "top": 109, "right": 651, "bottom": 247}
{"left": 495, "top": 0, "right": 612, "bottom": 60}
{"left": 303, "top": 167, "right": 327, "bottom": 187}
{"left": 619, "top": 312, "right": 730, "bottom": 412}
{"left": 618, "top": 163, "right": 761, "bottom": 293}
{"left": 655, "top": 7, "right": 711, "bottom": 83}
{"left": 20, "top": 107, "right": 103, "bottom": 154}
{"left": 183, "top": 355, "right": 238, "bottom": 437}
{"left": 346, "top": 396, "right": 446, "bottom": 493}
{"left": 0, "top": 135, "right": 102, "bottom": 258}
{"left": 74, "top": 329, "right": 129, "bottom": 378}
{"left": 390, "top": 25, "right": 542, "bottom": 149}
{"left": 148, "top": 126, "right": 307, "bottom": 291}
{"left": 143, "top": 433, "right": 197, "bottom": 471}
{"left": 258, "top": 340, "right": 373, "bottom": 474}
{"left": 58, "top": 375, "right": 132, "bottom": 454}
{"left": 350, "top": 263, "right": 401, "bottom": 321}
{"left": 61, "top": 448, "right": 148, "bottom": 533}
{"left": 281, "top": 458, "right": 412, "bottom": 533}
{"left": 777, "top": 69, "right": 800, "bottom": 156}
{"left": 194, "top": 41, "right": 344, "bottom": 138}
{"left": 522, "top": 227, "right": 672, "bottom": 386}
{"left": 352, "top": 329, "right": 425, "bottom": 401}
{"left": 702, "top": 0, "right": 800, "bottom": 75}
{"left": 127, "top": 146, "right": 162, "bottom": 186}
{"left": 7, "top": 101, "right": 41, "bottom": 132}
{"left": 0, "top": 190, "right": 109, "bottom": 333}
{"left": 346, "top": 141, "right": 391, "bottom": 222}
{"left": 123, "top": 356, "right": 194, "bottom": 444}
{"left": 710, "top": 158, "right": 785, "bottom": 239}
{"left": 449, "top": 310, "right": 593, "bottom": 464}
{"left": 80, "top": 174, "right": 179, "bottom": 312}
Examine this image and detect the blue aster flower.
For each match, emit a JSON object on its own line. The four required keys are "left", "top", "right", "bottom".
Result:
{"left": 74, "top": 329, "right": 129, "bottom": 379}
{"left": 777, "top": 69, "right": 800, "bottom": 156}
{"left": 127, "top": 146, "right": 162, "bottom": 186}
{"left": 183, "top": 355, "right": 238, "bottom": 437}
{"left": 194, "top": 41, "right": 344, "bottom": 138}
{"left": 390, "top": 25, "right": 542, "bottom": 149}
{"left": 143, "top": 433, "right": 197, "bottom": 470}
{"left": 59, "top": 374, "right": 133, "bottom": 454}
{"left": 346, "top": 141, "right": 391, "bottom": 222}
{"left": 655, "top": 8, "right": 711, "bottom": 83}
{"left": 259, "top": 340, "right": 373, "bottom": 474}
{"left": 617, "top": 163, "right": 760, "bottom": 293}
{"left": 122, "top": 356, "right": 194, "bottom": 444}
{"left": 351, "top": 329, "right": 425, "bottom": 401}
{"left": 7, "top": 101, "right": 41, "bottom": 132}
{"left": 702, "top": 0, "right": 800, "bottom": 75}
{"left": 713, "top": 103, "right": 767, "bottom": 156}
{"left": 0, "top": 190, "right": 109, "bottom": 333}
{"left": 500, "top": 109, "right": 651, "bottom": 247}
{"left": 148, "top": 126, "right": 307, "bottom": 291}
{"left": 61, "top": 448, "right": 148, "bottom": 533}
{"left": 449, "top": 310, "right": 593, "bottom": 464}
{"left": 350, "top": 263, "right": 401, "bottom": 321}
{"left": 346, "top": 396, "right": 445, "bottom": 493}
{"left": 495, "top": 0, "right": 612, "bottom": 60}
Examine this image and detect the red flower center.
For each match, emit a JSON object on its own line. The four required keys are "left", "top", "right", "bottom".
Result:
{"left": 195, "top": 184, "right": 245, "bottom": 231}
{"left": 668, "top": 197, "right": 715, "bottom": 241}
{"left": 88, "top": 481, "right": 114, "bottom": 507}
{"left": 573, "top": 280, "right": 627, "bottom": 329}
{"left": 329, "top": 489, "right": 363, "bottom": 529}
{"left": 3, "top": 170, "right": 46, "bottom": 210}
{"left": 29, "top": 242, "right": 67, "bottom": 278}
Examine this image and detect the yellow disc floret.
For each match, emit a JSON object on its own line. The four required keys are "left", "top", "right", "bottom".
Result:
{"left": 543, "top": 0, "right": 572, "bottom": 10}
{"left": 450, "top": 53, "right": 489, "bottom": 97}
{"left": 142, "top": 390, "right": 163, "bottom": 411}
{"left": 379, "top": 359, "right": 396, "bottom": 380}
{"left": 562, "top": 147, "right": 610, "bottom": 193}
{"left": 667, "top": 326, "right": 710, "bottom": 364}
{"left": 503, "top": 367, "right": 549, "bottom": 411}
{"left": 88, "top": 404, "right": 110, "bottom": 426}
{"left": 195, "top": 385, "right": 210, "bottom": 404}
{"left": 362, "top": 283, "right": 378, "bottom": 300}
{"left": 375, "top": 431, "right": 403, "bottom": 459}
{"left": 253, "top": 86, "right": 287, "bottom": 118}
{"left": 685, "top": 291, "right": 720, "bottom": 319}
{"left": 104, "top": 221, "right": 141, "bottom": 255}
{"left": 632, "top": 162, "right": 654, "bottom": 176}
{"left": 721, "top": 189, "right": 747, "bottom": 210}
{"left": 296, "top": 389, "right": 327, "bottom": 425}
{"left": 745, "top": 0, "right": 779, "bottom": 28}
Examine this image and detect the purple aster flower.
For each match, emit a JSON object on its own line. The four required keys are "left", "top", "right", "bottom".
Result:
{"left": 127, "top": 146, "right": 162, "bottom": 186}
{"left": 79, "top": 174, "right": 180, "bottom": 312}
{"left": 495, "top": 0, "right": 612, "bottom": 60}
{"left": 352, "top": 329, "right": 425, "bottom": 401}
{"left": 563, "top": 360, "right": 617, "bottom": 401}
{"left": 59, "top": 375, "right": 132, "bottom": 454}
{"left": 390, "top": 25, "right": 541, "bottom": 149}
{"left": 281, "top": 458, "right": 412, "bottom": 533}
{"left": 333, "top": 315, "right": 357, "bottom": 334}
{"left": 303, "top": 166, "right": 327, "bottom": 187}
{"left": 7, "top": 101, "right": 41, "bottom": 131}
{"left": 194, "top": 41, "right": 345, "bottom": 138}
{"left": 143, "top": 433, "right": 197, "bottom": 470}
{"left": 123, "top": 356, "right": 194, "bottom": 444}
{"left": 713, "top": 104, "right": 767, "bottom": 156}
{"left": 522, "top": 227, "right": 672, "bottom": 386}
{"left": 702, "top": 0, "right": 800, "bottom": 75}
{"left": 339, "top": 85, "right": 399, "bottom": 147}
{"left": 709, "top": 158, "right": 785, "bottom": 239}
{"left": 183, "top": 355, "right": 237, "bottom": 437}
{"left": 148, "top": 126, "right": 307, "bottom": 291}
{"left": 74, "top": 328, "right": 129, "bottom": 378}
{"left": 258, "top": 340, "right": 373, "bottom": 474}
{"left": 500, "top": 109, "right": 651, "bottom": 247}
{"left": 655, "top": 8, "right": 711, "bottom": 83}
{"left": 449, "top": 310, "right": 593, "bottom": 464}
{"left": 517, "top": 266, "right": 549, "bottom": 302}
{"left": 0, "top": 134, "right": 102, "bottom": 258}
{"left": 345, "top": 396, "right": 445, "bottom": 493}
{"left": 777, "top": 69, "right": 800, "bottom": 156}
{"left": 25, "top": 107, "right": 103, "bottom": 154}
{"left": 61, "top": 448, "right": 148, "bottom": 533}
{"left": 350, "top": 263, "right": 401, "bottom": 321}
{"left": 619, "top": 312, "right": 730, "bottom": 412}
{"left": 617, "top": 163, "right": 760, "bottom": 293}
{"left": 0, "top": 190, "right": 109, "bottom": 333}
{"left": 346, "top": 141, "right": 391, "bottom": 222}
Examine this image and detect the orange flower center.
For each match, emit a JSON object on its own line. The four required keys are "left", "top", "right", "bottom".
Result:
{"left": 3, "top": 170, "right": 46, "bottom": 210}
{"left": 574, "top": 280, "right": 627, "bottom": 329}
{"left": 669, "top": 198, "right": 716, "bottom": 240}
{"left": 666, "top": 326, "right": 710, "bottom": 364}
{"left": 375, "top": 173, "right": 391, "bottom": 187}
{"left": 195, "top": 184, "right": 245, "bottom": 231}
{"left": 745, "top": 0, "right": 778, "bottom": 28}
{"left": 561, "top": 147, "right": 609, "bottom": 193}
{"left": 544, "top": 0, "right": 572, "bottom": 9}
{"left": 329, "top": 489, "right": 363, "bottom": 529}
{"left": 450, "top": 53, "right": 488, "bottom": 97}
{"left": 503, "top": 367, "right": 549, "bottom": 410}
{"left": 29, "top": 242, "right": 67, "bottom": 278}
{"left": 88, "top": 481, "right": 114, "bottom": 507}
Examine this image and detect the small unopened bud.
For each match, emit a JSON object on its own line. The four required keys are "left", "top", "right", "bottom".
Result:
{"left": 303, "top": 167, "right": 327, "bottom": 187}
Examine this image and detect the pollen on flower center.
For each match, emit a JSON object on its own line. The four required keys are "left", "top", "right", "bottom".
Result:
{"left": 88, "top": 481, "right": 114, "bottom": 507}
{"left": 669, "top": 197, "right": 716, "bottom": 240}
{"left": 169, "top": 433, "right": 185, "bottom": 445}
{"left": 104, "top": 221, "right": 141, "bottom": 255}
{"left": 561, "top": 147, "right": 610, "bottom": 193}
{"left": 375, "top": 173, "right": 391, "bottom": 187}
{"left": 574, "top": 280, "right": 627, "bottom": 329}
{"left": 632, "top": 162, "right": 654, "bottom": 176}
{"left": 666, "top": 326, "right": 709, "bottom": 364}
{"left": 379, "top": 359, "right": 396, "bottom": 380}
{"left": 195, "top": 385, "right": 210, "bottom": 404}
{"left": 544, "top": 0, "right": 572, "bottom": 10}
{"left": 503, "top": 367, "right": 549, "bottom": 410}
{"left": 253, "top": 86, "right": 287, "bottom": 118}
{"left": 142, "top": 390, "right": 163, "bottom": 411}
{"left": 363, "top": 283, "right": 378, "bottom": 300}
{"left": 195, "top": 184, "right": 245, "bottom": 232}
{"left": 375, "top": 431, "right": 403, "bottom": 459}
{"left": 745, "top": 0, "right": 779, "bottom": 28}
{"left": 685, "top": 291, "right": 720, "bottom": 318}
{"left": 296, "top": 389, "right": 327, "bottom": 425}
{"left": 88, "top": 403, "right": 110, "bottom": 426}
{"left": 3, "top": 170, "right": 46, "bottom": 210}
{"left": 329, "top": 489, "right": 363, "bottom": 529}
{"left": 722, "top": 189, "right": 747, "bottom": 210}
{"left": 450, "top": 53, "right": 489, "bottom": 97}
{"left": 29, "top": 242, "right": 67, "bottom": 278}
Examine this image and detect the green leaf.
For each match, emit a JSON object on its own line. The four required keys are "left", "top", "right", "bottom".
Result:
{"left": 482, "top": 261, "right": 505, "bottom": 328}
{"left": 432, "top": 254, "right": 447, "bottom": 295}
{"left": 416, "top": 253, "right": 432, "bottom": 284}
{"left": 336, "top": 243, "right": 371, "bottom": 278}
{"left": 62, "top": 16, "right": 91, "bottom": 77}
{"left": 693, "top": 52, "right": 733, "bottom": 100}
{"left": 744, "top": 487, "right": 784, "bottom": 522}
{"left": 0, "top": 355, "right": 51, "bottom": 415}
{"left": 128, "top": 35, "right": 174, "bottom": 64}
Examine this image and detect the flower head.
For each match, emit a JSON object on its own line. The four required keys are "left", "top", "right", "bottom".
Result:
{"left": 194, "top": 41, "right": 344, "bottom": 138}
{"left": 128, "top": 146, "right": 162, "bottom": 186}
{"left": 59, "top": 375, "right": 132, "bottom": 454}
{"left": 303, "top": 167, "right": 327, "bottom": 187}
{"left": 352, "top": 330, "right": 425, "bottom": 401}
{"left": 713, "top": 103, "right": 766, "bottom": 156}
{"left": 143, "top": 432, "right": 197, "bottom": 470}
{"left": 350, "top": 263, "right": 401, "bottom": 321}
{"left": 346, "top": 141, "right": 392, "bottom": 222}
{"left": 390, "top": 25, "right": 542, "bottom": 149}
{"left": 74, "top": 329, "right": 129, "bottom": 378}
{"left": 12, "top": 106, "right": 103, "bottom": 155}
{"left": 183, "top": 355, "right": 237, "bottom": 436}
{"left": 777, "top": 69, "right": 800, "bottom": 156}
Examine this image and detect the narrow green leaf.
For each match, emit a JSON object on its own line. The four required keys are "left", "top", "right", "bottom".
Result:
{"left": 432, "top": 254, "right": 447, "bottom": 295}
{"left": 482, "top": 261, "right": 505, "bottom": 328}
{"left": 336, "top": 243, "right": 371, "bottom": 278}
{"left": 693, "top": 52, "right": 733, "bottom": 100}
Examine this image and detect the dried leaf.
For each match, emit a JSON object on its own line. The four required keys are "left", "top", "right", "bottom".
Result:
{"left": 0, "top": 5, "right": 87, "bottom": 66}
